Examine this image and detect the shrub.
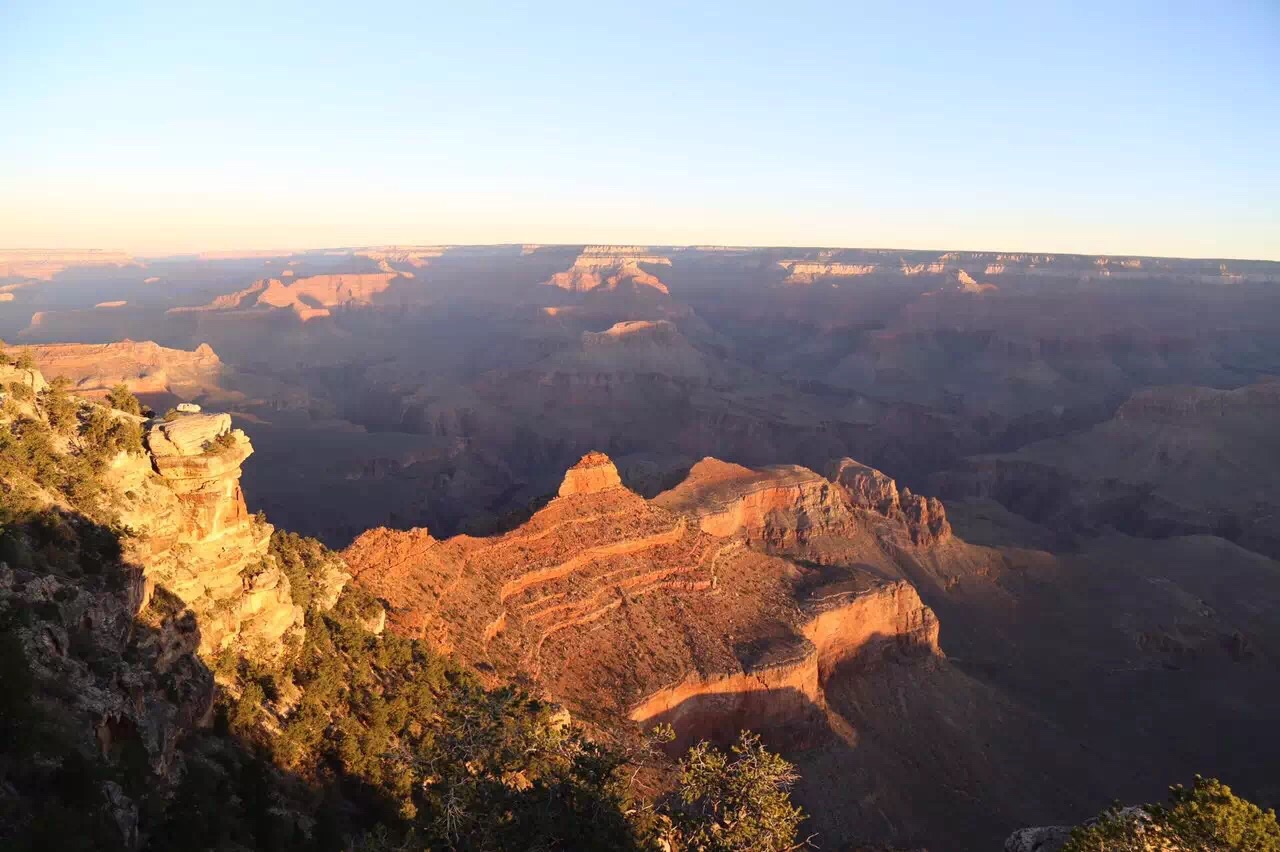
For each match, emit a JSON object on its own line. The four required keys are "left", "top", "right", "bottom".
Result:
{"left": 1063, "top": 776, "right": 1280, "bottom": 852}
{"left": 268, "top": 530, "right": 329, "bottom": 613}
{"left": 665, "top": 731, "right": 806, "bottom": 852}
{"left": 78, "top": 407, "right": 144, "bottom": 471}
{"left": 202, "top": 431, "right": 239, "bottom": 456}
{"left": 105, "top": 384, "right": 141, "bottom": 416}
{"left": 42, "top": 377, "right": 79, "bottom": 434}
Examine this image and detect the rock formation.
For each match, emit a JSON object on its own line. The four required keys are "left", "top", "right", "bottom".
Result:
{"left": 16, "top": 340, "right": 224, "bottom": 400}
{"left": 544, "top": 246, "right": 672, "bottom": 293}
{"left": 652, "top": 456, "right": 952, "bottom": 551}
{"left": 1002, "top": 825, "right": 1073, "bottom": 852}
{"left": 556, "top": 450, "right": 623, "bottom": 496}
{"left": 828, "top": 458, "right": 951, "bottom": 545}
{"left": 356, "top": 245, "right": 444, "bottom": 268}
{"left": 780, "top": 260, "right": 879, "bottom": 284}
{"left": 953, "top": 268, "right": 998, "bottom": 293}
{"left": 169, "top": 272, "right": 400, "bottom": 320}
{"left": 345, "top": 452, "right": 946, "bottom": 744}
{"left": 104, "top": 412, "right": 316, "bottom": 659}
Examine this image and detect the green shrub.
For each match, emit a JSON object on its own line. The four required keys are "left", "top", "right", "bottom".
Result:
{"left": 78, "top": 406, "right": 144, "bottom": 472}
{"left": 42, "top": 377, "right": 79, "bottom": 434}
{"left": 665, "top": 731, "right": 806, "bottom": 852}
{"left": 105, "top": 383, "right": 141, "bottom": 416}
{"left": 1063, "top": 776, "right": 1280, "bottom": 852}
{"left": 201, "top": 431, "right": 238, "bottom": 456}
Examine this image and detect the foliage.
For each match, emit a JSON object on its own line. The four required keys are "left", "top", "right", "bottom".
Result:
{"left": 7, "top": 381, "right": 34, "bottom": 402}
{"left": 0, "top": 390, "right": 141, "bottom": 519}
{"left": 411, "top": 685, "right": 639, "bottom": 850}
{"left": 1062, "top": 776, "right": 1280, "bottom": 852}
{"left": 203, "top": 430, "right": 239, "bottom": 455}
{"left": 105, "top": 383, "right": 142, "bottom": 416}
{"left": 665, "top": 731, "right": 806, "bottom": 852}
{"left": 268, "top": 529, "right": 337, "bottom": 614}
{"left": 43, "top": 376, "right": 80, "bottom": 434}
{"left": 78, "top": 405, "right": 145, "bottom": 470}
{"left": 210, "top": 577, "right": 646, "bottom": 850}
{"left": 12, "top": 350, "right": 36, "bottom": 371}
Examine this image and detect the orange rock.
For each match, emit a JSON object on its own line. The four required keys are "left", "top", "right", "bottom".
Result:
{"left": 557, "top": 451, "right": 623, "bottom": 496}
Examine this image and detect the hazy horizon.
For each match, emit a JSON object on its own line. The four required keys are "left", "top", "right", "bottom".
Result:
{"left": 5, "top": 240, "right": 1280, "bottom": 265}
{"left": 3, "top": 1, "right": 1278, "bottom": 260}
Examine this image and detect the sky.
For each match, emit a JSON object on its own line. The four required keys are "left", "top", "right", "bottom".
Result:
{"left": 1, "top": 1, "right": 1278, "bottom": 259}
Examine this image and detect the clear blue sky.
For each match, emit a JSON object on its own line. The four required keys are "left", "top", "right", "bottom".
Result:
{"left": 2, "top": 0, "right": 1277, "bottom": 258}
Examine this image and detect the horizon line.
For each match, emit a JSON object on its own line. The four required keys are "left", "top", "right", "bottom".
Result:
{"left": 3, "top": 243, "right": 1279, "bottom": 265}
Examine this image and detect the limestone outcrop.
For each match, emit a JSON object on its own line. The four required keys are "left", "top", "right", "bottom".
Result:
{"left": 653, "top": 458, "right": 852, "bottom": 548}
{"left": 104, "top": 413, "right": 307, "bottom": 660}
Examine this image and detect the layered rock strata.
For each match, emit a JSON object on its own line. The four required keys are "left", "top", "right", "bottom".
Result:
{"left": 345, "top": 452, "right": 946, "bottom": 742}
{"left": 544, "top": 247, "right": 672, "bottom": 293}
{"left": 16, "top": 340, "right": 223, "bottom": 399}
{"left": 168, "top": 272, "right": 399, "bottom": 320}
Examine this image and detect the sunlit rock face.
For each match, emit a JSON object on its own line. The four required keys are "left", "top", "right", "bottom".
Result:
{"left": 557, "top": 451, "right": 623, "bottom": 496}
{"left": 106, "top": 413, "right": 317, "bottom": 661}
{"left": 544, "top": 246, "right": 673, "bottom": 293}
{"left": 343, "top": 451, "right": 947, "bottom": 752}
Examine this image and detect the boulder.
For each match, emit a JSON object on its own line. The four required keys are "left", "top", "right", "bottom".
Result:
{"left": 147, "top": 413, "right": 232, "bottom": 457}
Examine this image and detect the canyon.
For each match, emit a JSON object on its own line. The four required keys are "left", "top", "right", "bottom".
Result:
{"left": 4, "top": 244, "right": 1280, "bottom": 849}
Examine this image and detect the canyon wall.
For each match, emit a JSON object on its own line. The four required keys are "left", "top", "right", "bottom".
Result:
{"left": 628, "top": 579, "right": 940, "bottom": 748}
